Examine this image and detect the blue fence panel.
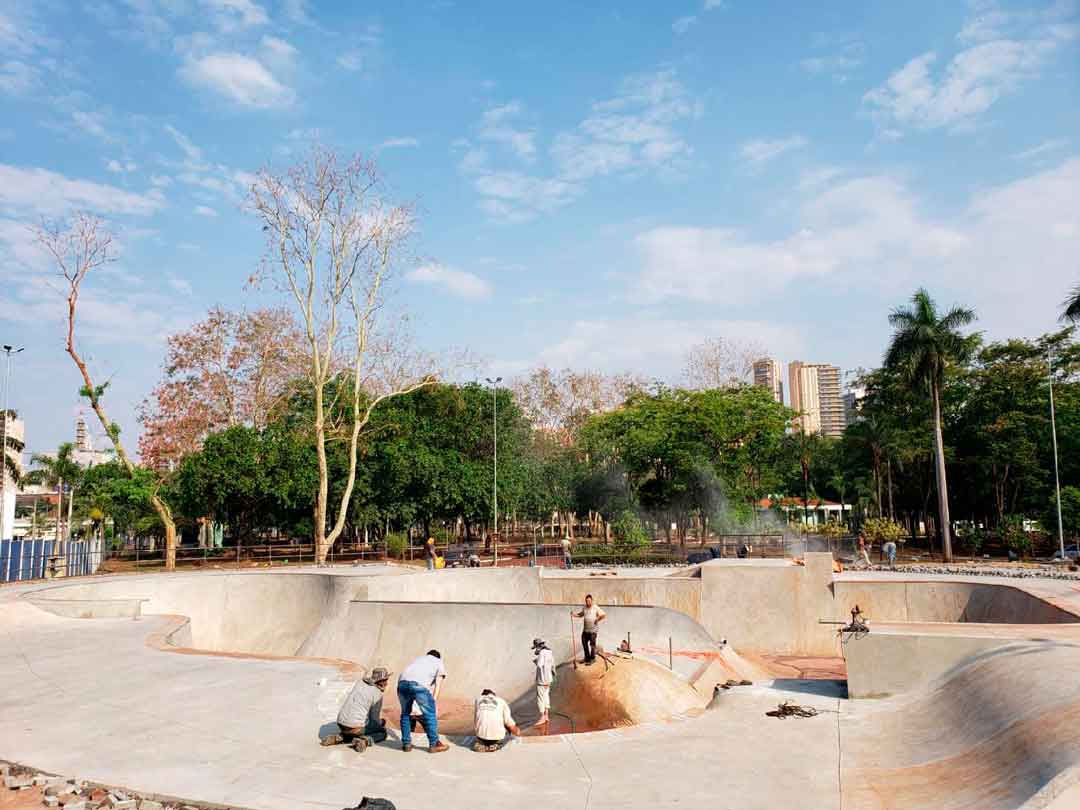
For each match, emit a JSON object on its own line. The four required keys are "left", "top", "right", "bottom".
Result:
{"left": 0, "top": 539, "right": 9, "bottom": 582}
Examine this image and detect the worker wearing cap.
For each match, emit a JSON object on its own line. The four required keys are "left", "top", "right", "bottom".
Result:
{"left": 321, "top": 666, "right": 392, "bottom": 752}
{"left": 472, "top": 689, "right": 520, "bottom": 752}
{"left": 425, "top": 537, "right": 437, "bottom": 571}
{"left": 532, "top": 638, "right": 555, "bottom": 725}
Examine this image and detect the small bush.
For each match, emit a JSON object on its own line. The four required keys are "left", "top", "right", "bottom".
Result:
{"left": 612, "top": 510, "right": 650, "bottom": 549}
{"left": 1000, "top": 515, "right": 1030, "bottom": 554}
{"left": 386, "top": 532, "right": 408, "bottom": 559}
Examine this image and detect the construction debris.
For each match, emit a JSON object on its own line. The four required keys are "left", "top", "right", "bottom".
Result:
{"left": 765, "top": 701, "right": 819, "bottom": 720}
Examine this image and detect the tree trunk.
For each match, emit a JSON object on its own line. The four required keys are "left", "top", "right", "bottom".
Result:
{"left": 931, "top": 381, "right": 954, "bottom": 562}
{"left": 65, "top": 487, "right": 75, "bottom": 544}
{"left": 57, "top": 479, "right": 64, "bottom": 554}
{"left": 313, "top": 388, "right": 329, "bottom": 564}
{"left": 886, "top": 459, "right": 894, "bottom": 520}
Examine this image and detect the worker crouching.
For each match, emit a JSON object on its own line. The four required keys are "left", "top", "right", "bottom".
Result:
{"left": 321, "top": 666, "right": 392, "bottom": 752}
{"left": 472, "top": 689, "right": 520, "bottom": 752}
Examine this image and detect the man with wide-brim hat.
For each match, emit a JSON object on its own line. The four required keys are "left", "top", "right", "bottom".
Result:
{"left": 532, "top": 638, "right": 555, "bottom": 725}
{"left": 321, "top": 666, "right": 392, "bottom": 752}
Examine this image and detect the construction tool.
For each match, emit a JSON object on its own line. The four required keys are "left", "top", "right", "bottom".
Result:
{"left": 569, "top": 612, "right": 578, "bottom": 670}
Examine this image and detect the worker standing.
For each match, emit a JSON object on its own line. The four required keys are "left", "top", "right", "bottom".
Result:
{"left": 320, "top": 666, "right": 392, "bottom": 752}
{"left": 561, "top": 536, "right": 572, "bottom": 569}
{"left": 397, "top": 650, "right": 449, "bottom": 753}
{"left": 532, "top": 638, "right": 555, "bottom": 725}
{"left": 571, "top": 595, "right": 606, "bottom": 665}
{"left": 424, "top": 537, "right": 437, "bottom": 571}
{"left": 472, "top": 689, "right": 520, "bottom": 752}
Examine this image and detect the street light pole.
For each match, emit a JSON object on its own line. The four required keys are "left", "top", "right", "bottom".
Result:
{"left": 1049, "top": 350, "right": 1065, "bottom": 561}
{"left": 0, "top": 345, "right": 25, "bottom": 541}
{"left": 485, "top": 376, "right": 502, "bottom": 566}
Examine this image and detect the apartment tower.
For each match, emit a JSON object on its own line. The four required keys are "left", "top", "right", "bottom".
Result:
{"left": 751, "top": 358, "right": 783, "bottom": 404}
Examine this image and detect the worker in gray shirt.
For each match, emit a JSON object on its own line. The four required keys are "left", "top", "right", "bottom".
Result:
{"left": 320, "top": 666, "right": 391, "bottom": 752}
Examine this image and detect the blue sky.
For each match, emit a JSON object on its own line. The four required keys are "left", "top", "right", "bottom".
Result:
{"left": 1, "top": 0, "right": 1078, "bottom": 455}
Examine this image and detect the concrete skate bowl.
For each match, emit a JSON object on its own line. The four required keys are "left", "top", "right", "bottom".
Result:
{"left": 833, "top": 579, "right": 1080, "bottom": 625}
{"left": 23, "top": 569, "right": 729, "bottom": 734}
{"left": 842, "top": 641, "right": 1080, "bottom": 809}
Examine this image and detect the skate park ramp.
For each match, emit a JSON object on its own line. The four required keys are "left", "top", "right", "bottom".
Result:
{"left": 841, "top": 641, "right": 1080, "bottom": 809}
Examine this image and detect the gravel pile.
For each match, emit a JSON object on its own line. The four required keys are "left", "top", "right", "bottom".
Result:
{"left": 866, "top": 563, "right": 1080, "bottom": 581}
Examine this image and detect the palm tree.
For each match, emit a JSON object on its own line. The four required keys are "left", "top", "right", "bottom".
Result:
{"left": 1063, "top": 282, "right": 1080, "bottom": 323}
{"left": 26, "top": 443, "right": 84, "bottom": 547}
{"left": 2, "top": 413, "right": 23, "bottom": 488}
{"left": 885, "top": 289, "right": 976, "bottom": 562}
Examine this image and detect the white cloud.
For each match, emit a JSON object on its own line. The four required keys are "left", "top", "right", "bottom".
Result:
{"left": 282, "top": 0, "right": 313, "bottom": 25}
{"left": 864, "top": 2, "right": 1077, "bottom": 131}
{"left": 672, "top": 15, "right": 697, "bottom": 34}
{"left": 0, "top": 59, "right": 35, "bottom": 95}
{"left": 261, "top": 35, "right": 297, "bottom": 63}
{"left": 164, "top": 124, "right": 203, "bottom": 162}
{"left": 106, "top": 159, "right": 138, "bottom": 173}
{"left": 194, "top": 204, "right": 218, "bottom": 217}
{"left": 378, "top": 136, "right": 419, "bottom": 149}
{"left": 478, "top": 102, "right": 536, "bottom": 161}
{"left": 72, "top": 110, "right": 111, "bottom": 140}
{"left": 150, "top": 174, "right": 173, "bottom": 187}
{"left": 180, "top": 52, "right": 293, "bottom": 108}
{"left": 552, "top": 69, "right": 700, "bottom": 181}
{"left": 703, "top": 0, "right": 725, "bottom": 9}
{"left": 168, "top": 276, "right": 194, "bottom": 295}
{"left": 629, "top": 158, "right": 1080, "bottom": 338}
{"left": 337, "top": 51, "right": 363, "bottom": 71}
{"left": 201, "top": 0, "right": 269, "bottom": 31}
{"left": 800, "top": 52, "right": 863, "bottom": 79}
{"left": 1013, "top": 138, "right": 1069, "bottom": 161}
{"left": 405, "top": 263, "right": 493, "bottom": 300}
{"left": 740, "top": 135, "right": 808, "bottom": 164}
{"left": 0, "top": 164, "right": 165, "bottom": 216}
{"left": 473, "top": 172, "right": 582, "bottom": 222}
{"left": 534, "top": 318, "right": 800, "bottom": 379}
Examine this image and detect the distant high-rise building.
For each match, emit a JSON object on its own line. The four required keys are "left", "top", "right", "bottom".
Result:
{"left": 788, "top": 361, "right": 844, "bottom": 438}
{"left": 815, "top": 365, "right": 845, "bottom": 438}
{"left": 752, "top": 358, "right": 783, "bottom": 404}
{"left": 843, "top": 385, "right": 866, "bottom": 427}
{"left": 788, "top": 361, "right": 821, "bottom": 434}
{"left": 75, "top": 414, "right": 91, "bottom": 452}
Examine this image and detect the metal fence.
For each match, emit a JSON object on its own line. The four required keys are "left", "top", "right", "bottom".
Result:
{"left": 0, "top": 538, "right": 103, "bottom": 582}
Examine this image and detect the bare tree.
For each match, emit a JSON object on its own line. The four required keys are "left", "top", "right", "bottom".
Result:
{"left": 682, "top": 336, "right": 765, "bottom": 390}
{"left": 249, "top": 146, "right": 435, "bottom": 564}
{"left": 138, "top": 305, "right": 305, "bottom": 469}
{"left": 35, "top": 213, "right": 180, "bottom": 569}
{"left": 512, "top": 366, "right": 645, "bottom": 445}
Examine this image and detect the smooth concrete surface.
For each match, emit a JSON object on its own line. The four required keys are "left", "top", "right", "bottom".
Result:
{"left": 8, "top": 564, "right": 1080, "bottom": 808}
{"left": 1, "top": 582, "right": 841, "bottom": 810}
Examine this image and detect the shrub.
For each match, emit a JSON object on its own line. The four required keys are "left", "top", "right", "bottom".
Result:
{"left": 386, "top": 532, "right": 408, "bottom": 560}
{"left": 820, "top": 521, "right": 847, "bottom": 538}
{"left": 863, "top": 517, "right": 904, "bottom": 545}
{"left": 1000, "top": 515, "right": 1030, "bottom": 554}
{"left": 612, "top": 510, "right": 650, "bottom": 549}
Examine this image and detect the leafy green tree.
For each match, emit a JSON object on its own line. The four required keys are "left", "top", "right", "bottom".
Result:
{"left": 884, "top": 288, "right": 977, "bottom": 561}
{"left": 1, "top": 409, "right": 23, "bottom": 488}
{"left": 1063, "top": 283, "right": 1080, "bottom": 324}
{"left": 76, "top": 461, "right": 159, "bottom": 545}
{"left": 27, "top": 443, "right": 84, "bottom": 544}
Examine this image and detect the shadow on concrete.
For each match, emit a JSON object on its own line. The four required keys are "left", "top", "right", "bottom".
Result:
{"left": 771, "top": 679, "right": 848, "bottom": 699}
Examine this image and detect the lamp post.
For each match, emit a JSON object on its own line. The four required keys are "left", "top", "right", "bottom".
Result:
{"left": 0, "top": 345, "right": 25, "bottom": 541}
{"left": 485, "top": 376, "right": 502, "bottom": 565}
{"left": 1049, "top": 350, "right": 1065, "bottom": 561}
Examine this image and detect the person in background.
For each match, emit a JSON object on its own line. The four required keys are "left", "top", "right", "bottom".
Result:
{"left": 472, "top": 689, "right": 520, "bottom": 752}
{"left": 424, "top": 537, "right": 437, "bottom": 571}
{"left": 397, "top": 650, "right": 448, "bottom": 753}
{"left": 572, "top": 595, "right": 606, "bottom": 665}
{"left": 858, "top": 533, "right": 872, "bottom": 568}
{"left": 532, "top": 637, "right": 555, "bottom": 725}
{"left": 883, "top": 538, "right": 897, "bottom": 568}
{"left": 321, "top": 666, "right": 391, "bottom": 752}
{"left": 561, "top": 536, "right": 572, "bottom": 569}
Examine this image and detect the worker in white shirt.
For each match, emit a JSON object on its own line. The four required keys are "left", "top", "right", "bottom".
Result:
{"left": 532, "top": 637, "right": 555, "bottom": 725}
{"left": 472, "top": 689, "right": 520, "bottom": 752}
